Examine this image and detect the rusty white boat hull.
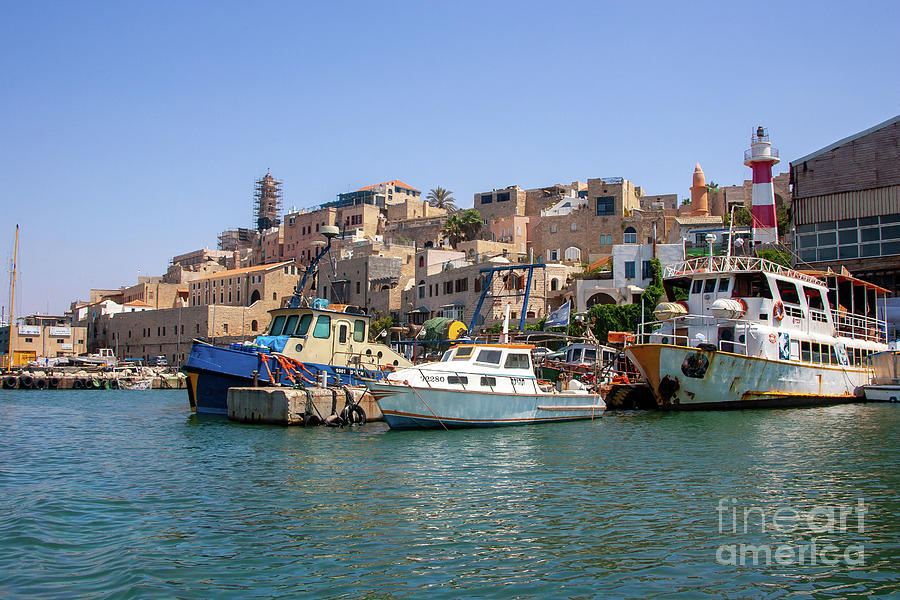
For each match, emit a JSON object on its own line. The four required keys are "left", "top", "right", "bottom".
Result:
{"left": 626, "top": 344, "right": 872, "bottom": 410}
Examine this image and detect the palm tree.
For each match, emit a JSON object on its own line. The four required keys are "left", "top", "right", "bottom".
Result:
{"left": 442, "top": 213, "right": 464, "bottom": 247}
{"left": 427, "top": 187, "right": 457, "bottom": 212}
{"left": 457, "top": 209, "right": 483, "bottom": 241}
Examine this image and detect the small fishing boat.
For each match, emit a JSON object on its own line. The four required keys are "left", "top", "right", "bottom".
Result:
{"left": 862, "top": 351, "right": 900, "bottom": 402}
{"left": 366, "top": 343, "right": 606, "bottom": 429}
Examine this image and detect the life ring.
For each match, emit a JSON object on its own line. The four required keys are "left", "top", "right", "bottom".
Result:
{"left": 768, "top": 333, "right": 777, "bottom": 344}
{"left": 73, "top": 379, "right": 85, "bottom": 389}
{"left": 90, "top": 379, "right": 102, "bottom": 389}
{"left": 2, "top": 376, "right": 16, "bottom": 389}
{"left": 773, "top": 300, "right": 785, "bottom": 322}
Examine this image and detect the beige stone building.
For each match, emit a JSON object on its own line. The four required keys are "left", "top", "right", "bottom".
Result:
{"left": 0, "top": 315, "right": 87, "bottom": 365}
{"left": 188, "top": 261, "right": 302, "bottom": 309}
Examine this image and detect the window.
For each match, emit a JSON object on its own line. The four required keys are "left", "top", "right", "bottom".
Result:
{"left": 596, "top": 196, "right": 615, "bottom": 215}
{"left": 338, "top": 324, "right": 348, "bottom": 344}
{"left": 565, "top": 246, "right": 581, "bottom": 261}
{"left": 692, "top": 279, "right": 703, "bottom": 294}
{"left": 297, "top": 314, "right": 313, "bottom": 336}
{"left": 444, "top": 281, "right": 453, "bottom": 294}
{"left": 251, "top": 320, "right": 258, "bottom": 332}
{"left": 356, "top": 281, "right": 361, "bottom": 295}
{"left": 496, "top": 192, "right": 510, "bottom": 202}
{"left": 269, "top": 315, "right": 287, "bottom": 335}
{"left": 453, "top": 346, "right": 475, "bottom": 360}
{"left": 223, "top": 324, "right": 228, "bottom": 334}
{"left": 455, "top": 278, "right": 467, "bottom": 292}
{"left": 272, "top": 292, "right": 277, "bottom": 301}
{"left": 419, "top": 256, "right": 424, "bottom": 267}
{"left": 703, "top": 279, "right": 716, "bottom": 293}
{"left": 624, "top": 227, "right": 637, "bottom": 244}
{"left": 801, "top": 341, "right": 811, "bottom": 362}
{"left": 606, "top": 234, "right": 612, "bottom": 245}
{"left": 776, "top": 279, "right": 801, "bottom": 305}
{"left": 504, "top": 353, "right": 530, "bottom": 369}
{"left": 642, "top": 260, "right": 651, "bottom": 279}
{"left": 550, "top": 224, "right": 558, "bottom": 233}
{"left": 804, "top": 287, "right": 824, "bottom": 310}
{"left": 625, "top": 261, "right": 636, "bottom": 279}
{"left": 570, "top": 223, "right": 577, "bottom": 232}
{"left": 480, "top": 194, "right": 493, "bottom": 204}
{"left": 313, "top": 315, "right": 331, "bottom": 338}
{"left": 718, "top": 278, "right": 730, "bottom": 292}
{"left": 353, "top": 320, "right": 365, "bottom": 342}
{"left": 447, "top": 376, "right": 468, "bottom": 385}
{"left": 480, "top": 376, "right": 496, "bottom": 387}
{"left": 418, "top": 281, "right": 425, "bottom": 299}
{"left": 475, "top": 349, "right": 502, "bottom": 364}
{"left": 283, "top": 315, "right": 299, "bottom": 336}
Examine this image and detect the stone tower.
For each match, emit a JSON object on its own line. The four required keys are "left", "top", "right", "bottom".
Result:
{"left": 254, "top": 172, "right": 283, "bottom": 232}
{"left": 690, "top": 163, "right": 710, "bottom": 216}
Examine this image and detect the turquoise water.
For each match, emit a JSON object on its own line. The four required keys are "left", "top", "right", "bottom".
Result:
{"left": 0, "top": 390, "right": 898, "bottom": 599}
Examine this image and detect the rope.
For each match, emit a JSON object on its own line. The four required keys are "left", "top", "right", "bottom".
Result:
{"left": 403, "top": 381, "right": 449, "bottom": 431}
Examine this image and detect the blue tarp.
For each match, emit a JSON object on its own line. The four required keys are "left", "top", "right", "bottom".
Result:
{"left": 253, "top": 336, "right": 289, "bottom": 353}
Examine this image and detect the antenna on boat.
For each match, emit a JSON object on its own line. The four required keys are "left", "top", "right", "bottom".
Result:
{"left": 288, "top": 225, "right": 340, "bottom": 308}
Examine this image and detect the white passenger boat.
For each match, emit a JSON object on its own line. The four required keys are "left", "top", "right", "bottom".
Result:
{"left": 625, "top": 256, "right": 889, "bottom": 409}
{"left": 366, "top": 343, "right": 606, "bottom": 429}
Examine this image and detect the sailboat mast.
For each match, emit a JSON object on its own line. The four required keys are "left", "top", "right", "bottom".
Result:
{"left": 6, "top": 224, "right": 18, "bottom": 372}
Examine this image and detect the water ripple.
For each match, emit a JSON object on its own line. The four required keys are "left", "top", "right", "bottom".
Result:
{"left": 0, "top": 391, "right": 898, "bottom": 598}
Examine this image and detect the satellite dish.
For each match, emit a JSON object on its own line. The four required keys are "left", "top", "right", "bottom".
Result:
{"left": 321, "top": 225, "right": 340, "bottom": 239}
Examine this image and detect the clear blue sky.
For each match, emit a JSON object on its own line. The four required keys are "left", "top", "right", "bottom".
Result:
{"left": 2, "top": 1, "right": 898, "bottom": 318}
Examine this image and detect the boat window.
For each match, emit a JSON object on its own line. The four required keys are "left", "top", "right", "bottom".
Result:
{"left": 583, "top": 349, "right": 597, "bottom": 362}
{"left": 804, "top": 287, "right": 824, "bottom": 310}
{"left": 338, "top": 324, "right": 348, "bottom": 344}
{"left": 283, "top": 315, "right": 299, "bottom": 336}
{"left": 269, "top": 315, "right": 287, "bottom": 335}
{"left": 811, "top": 343, "right": 821, "bottom": 363}
{"left": 801, "top": 341, "right": 811, "bottom": 362}
{"left": 447, "top": 376, "right": 468, "bottom": 385}
{"left": 353, "top": 320, "right": 366, "bottom": 342}
{"left": 569, "top": 348, "right": 582, "bottom": 362}
{"left": 733, "top": 273, "right": 773, "bottom": 299}
{"left": 703, "top": 279, "right": 716, "bottom": 293}
{"left": 313, "top": 315, "right": 331, "bottom": 339}
{"left": 480, "top": 376, "right": 496, "bottom": 387}
{"left": 718, "top": 278, "right": 730, "bottom": 292}
{"left": 776, "top": 280, "right": 801, "bottom": 305}
{"left": 297, "top": 314, "right": 313, "bottom": 336}
{"left": 691, "top": 279, "right": 703, "bottom": 294}
{"left": 829, "top": 346, "right": 839, "bottom": 365}
{"left": 453, "top": 346, "right": 475, "bottom": 360}
{"left": 504, "top": 353, "right": 531, "bottom": 369}
{"left": 475, "top": 349, "right": 502, "bottom": 364}
{"left": 440, "top": 350, "right": 453, "bottom": 362}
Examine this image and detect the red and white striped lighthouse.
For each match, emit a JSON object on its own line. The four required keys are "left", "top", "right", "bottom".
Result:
{"left": 744, "top": 126, "right": 780, "bottom": 245}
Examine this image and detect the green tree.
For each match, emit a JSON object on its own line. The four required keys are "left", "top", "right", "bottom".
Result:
{"left": 442, "top": 214, "right": 464, "bottom": 247}
{"left": 757, "top": 248, "right": 791, "bottom": 267}
{"left": 427, "top": 187, "right": 457, "bottom": 212}
{"left": 369, "top": 316, "right": 395, "bottom": 341}
{"left": 442, "top": 209, "right": 483, "bottom": 247}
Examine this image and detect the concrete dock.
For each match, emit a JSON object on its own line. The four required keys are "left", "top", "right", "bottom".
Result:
{"left": 227, "top": 386, "right": 381, "bottom": 425}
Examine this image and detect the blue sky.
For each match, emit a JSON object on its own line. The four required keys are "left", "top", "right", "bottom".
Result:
{"left": 2, "top": 1, "right": 898, "bottom": 317}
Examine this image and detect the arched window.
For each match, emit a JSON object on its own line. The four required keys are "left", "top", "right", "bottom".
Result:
{"left": 564, "top": 246, "right": 581, "bottom": 261}
{"left": 249, "top": 289, "right": 261, "bottom": 304}
{"left": 251, "top": 320, "right": 258, "bottom": 331}
{"left": 550, "top": 278, "right": 559, "bottom": 291}
{"left": 624, "top": 227, "right": 637, "bottom": 244}
{"left": 418, "top": 280, "right": 426, "bottom": 299}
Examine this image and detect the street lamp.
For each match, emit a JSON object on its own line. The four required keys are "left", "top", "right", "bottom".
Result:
{"left": 705, "top": 233, "right": 717, "bottom": 270}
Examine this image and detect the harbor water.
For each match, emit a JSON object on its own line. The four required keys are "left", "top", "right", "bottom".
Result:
{"left": 1, "top": 390, "right": 898, "bottom": 598}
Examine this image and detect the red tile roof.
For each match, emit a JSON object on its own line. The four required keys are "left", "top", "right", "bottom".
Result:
{"left": 356, "top": 180, "right": 420, "bottom": 192}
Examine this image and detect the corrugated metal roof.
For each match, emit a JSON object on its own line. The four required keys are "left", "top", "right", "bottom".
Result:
{"left": 790, "top": 114, "right": 900, "bottom": 166}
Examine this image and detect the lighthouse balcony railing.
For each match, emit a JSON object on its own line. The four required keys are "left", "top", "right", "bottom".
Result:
{"left": 744, "top": 147, "right": 779, "bottom": 162}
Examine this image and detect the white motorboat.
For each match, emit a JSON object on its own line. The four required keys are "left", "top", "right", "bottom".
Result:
{"left": 366, "top": 343, "right": 605, "bottom": 429}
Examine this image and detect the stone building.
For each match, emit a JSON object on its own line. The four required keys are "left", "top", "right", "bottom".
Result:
{"left": 0, "top": 315, "right": 87, "bottom": 365}
{"left": 187, "top": 261, "right": 301, "bottom": 308}
{"left": 791, "top": 114, "right": 900, "bottom": 291}
{"left": 474, "top": 186, "right": 527, "bottom": 222}
{"left": 319, "top": 255, "right": 407, "bottom": 320}
{"left": 574, "top": 243, "right": 685, "bottom": 310}
{"left": 402, "top": 249, "right": 576, "bottom": 331}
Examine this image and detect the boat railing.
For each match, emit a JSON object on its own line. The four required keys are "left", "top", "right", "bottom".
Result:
{"left": 832, "top": 311, "right": 887, "bottom": 344}
{"left": 634, "top": 315, "right": 752, "bottom": 355}
{"left": 665, "top": 256, "right": 823, "bottom": 286}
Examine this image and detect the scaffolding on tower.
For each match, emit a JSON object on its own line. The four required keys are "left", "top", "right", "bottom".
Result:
{"left": 254, "top": 171, "right": 283, "bottom": 232}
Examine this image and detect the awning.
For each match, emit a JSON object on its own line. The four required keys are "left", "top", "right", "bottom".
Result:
{"left": 441, "top": 302, "right": 465, "bottom": 308}
{"left": 408, "top": 306, "right": 430, "bottom": 313}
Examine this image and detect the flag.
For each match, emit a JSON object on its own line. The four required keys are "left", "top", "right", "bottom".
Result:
{"left": 544, "top": 300, "right": 571, "bottom": 329}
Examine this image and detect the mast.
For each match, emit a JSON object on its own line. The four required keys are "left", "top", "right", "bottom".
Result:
{"left": 6, "top": 224, "right": 18, "bottom": 372}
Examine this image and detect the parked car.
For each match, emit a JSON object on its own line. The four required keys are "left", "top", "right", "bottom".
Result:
{"left": 148, "top": 356, "right": 168, "bottom": 367}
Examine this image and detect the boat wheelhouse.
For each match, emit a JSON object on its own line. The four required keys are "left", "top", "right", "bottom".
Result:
{"left": 367, "top": 343, "right": 605, "bottom": 429}
{"left": 625, "top": 256, "right": 889, "bottom": 409}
